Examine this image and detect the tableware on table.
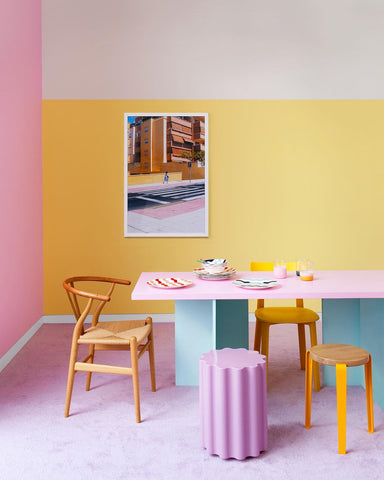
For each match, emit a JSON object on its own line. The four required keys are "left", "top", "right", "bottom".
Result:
{"left": 193, "top": 266, "right": 236, "bottom": 280}
{"left": 296, "top": 259, "right": 303, "bottom": 276}
{"left": 297, "top": 259, "right": 309, "bottom": 276}
{"left": 147, "top": 278, "right": 193, "bottom": 288}
{"left": 199, "top": 258, "right": 227, "bottom": 274}
{"left": 300, "top": 270, "right": 314, "bottom": 281}
{"left": 273, "top": 260, "right": 287, "bottom": 279}
{"left": 299, "top": 260, "right": 314, "bottom": 281}
{"left": 233, "top": 278, "right": 279, "bottom": 289}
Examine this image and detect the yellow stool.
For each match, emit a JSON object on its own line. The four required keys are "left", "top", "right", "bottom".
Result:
{"left": 305, "top": 344, "right": 374, "bottom": 454}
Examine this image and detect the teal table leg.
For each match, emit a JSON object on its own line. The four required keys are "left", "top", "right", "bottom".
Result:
{"left": 175, "top": 299, "right": 248, "bottom": 386}
{"left": 321, "top": 299, "right": 362, "bottom": 386}
{"left": 322, "top": 298, "right": 384, "bottom": 410}
{"left": 175, "top": 300, "right": 213, "bottom": 386}
{"left": 360, "top": 299, "right": 384, "bottom": 410}
{"left": 214, "top": 299, "right": 249, "bottom": 349}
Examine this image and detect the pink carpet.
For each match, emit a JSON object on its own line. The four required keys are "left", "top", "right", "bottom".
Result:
{"left": 0, "top": 322, "right": 383, "bottom": 479}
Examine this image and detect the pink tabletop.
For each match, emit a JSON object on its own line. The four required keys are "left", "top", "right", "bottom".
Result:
{"left": 132, "top": 270, "right": 384, "bottom": 301}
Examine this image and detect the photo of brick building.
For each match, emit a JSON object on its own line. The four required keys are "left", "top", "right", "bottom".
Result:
{"left": 127, "top": 115, "right": 206, "bottom": 181}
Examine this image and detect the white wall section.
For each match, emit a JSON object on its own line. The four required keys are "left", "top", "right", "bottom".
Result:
{"left": 43, "top": 0, "right": 384, "bottom": 99}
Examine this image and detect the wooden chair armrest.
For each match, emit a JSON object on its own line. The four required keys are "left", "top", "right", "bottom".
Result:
{"left": 65, "top": 276, "right": 131, "bottom": 286}
{"left": 63, "top": 276, "right": 132, "bottom": 301}
{"left": 63, "top": 281, "right": 111, "bottom": 302}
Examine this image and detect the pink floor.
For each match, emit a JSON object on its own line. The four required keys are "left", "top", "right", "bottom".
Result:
{"left": 0, "top": 322, "right": 383, "bottom": 479}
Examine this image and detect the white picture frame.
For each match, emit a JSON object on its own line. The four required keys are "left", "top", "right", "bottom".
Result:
{"left": 124, "top": 113, "right": 208, "bottom": 237}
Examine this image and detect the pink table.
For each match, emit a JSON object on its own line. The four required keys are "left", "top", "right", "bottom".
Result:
{"left": 132, "top": 270, "right": 384, "bottom": 410}
{"left": 199, "top": 348, "right": 267, "bottom": 460}
{"left": 132, "top": 270, "right": 384, "bottom": 301}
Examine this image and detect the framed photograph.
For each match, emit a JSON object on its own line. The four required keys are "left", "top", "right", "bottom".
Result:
{"left": 124, "top": 113, "right": 208, "bottom": 237}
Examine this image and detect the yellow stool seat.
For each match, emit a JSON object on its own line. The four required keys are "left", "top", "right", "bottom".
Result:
{"left": 255, "top": 307, "right": 319, "bottom": 324}
{"left": 305, "top": 344, "right": 374, "bottom": 454}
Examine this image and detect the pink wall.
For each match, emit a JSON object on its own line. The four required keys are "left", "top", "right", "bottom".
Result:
{"left": 0, "top": 0, "right": 43, "bottom": 357}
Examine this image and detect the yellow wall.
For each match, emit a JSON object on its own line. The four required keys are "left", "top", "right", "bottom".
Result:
{"left": 43, "top": 100, "right": 384, "bottom": 315}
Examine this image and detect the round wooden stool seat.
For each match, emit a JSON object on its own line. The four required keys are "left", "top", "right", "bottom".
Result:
{"left": 310, "top": 344, "right": 370, "bottom": 367}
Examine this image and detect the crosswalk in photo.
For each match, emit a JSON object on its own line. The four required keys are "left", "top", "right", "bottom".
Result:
{"left": 128, "top": 183, "right": 205, "bottom": 211}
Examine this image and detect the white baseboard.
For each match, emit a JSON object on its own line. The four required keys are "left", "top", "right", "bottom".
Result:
{"left": 0, "top": 317, "right": 45, "bottom": 373}
{"left": 41, "top": 313, "right": 176, "bottom": 324}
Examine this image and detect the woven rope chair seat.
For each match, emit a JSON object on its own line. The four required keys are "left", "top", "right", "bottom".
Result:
{"left": 79, "top": 322, "right": 151, "bottom": 345}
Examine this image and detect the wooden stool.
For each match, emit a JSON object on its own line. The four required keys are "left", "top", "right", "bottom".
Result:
{"left": 305, "top": 344, "right": 374, "bottom": 454}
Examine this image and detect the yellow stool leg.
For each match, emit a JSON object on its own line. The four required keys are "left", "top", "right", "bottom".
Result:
{"left": 305, "top": 350, "right": 312, "bottom": 429}
{"left": 254, "top": 318, "right": 262, "bottom": 352}
{"left": 297, "top": 324, "right": 306, "bottom": 370}
{"left": 365, "top": 354, "right": 374, "bottom": 433}
{"left": 308, "top": 323, "right": 321, "bottom": 392}
{"left": 260, "top": 323, "right": 270, "bottom": 380}
{"left": 336, "top": 363, "right": 347, "bottom": 454}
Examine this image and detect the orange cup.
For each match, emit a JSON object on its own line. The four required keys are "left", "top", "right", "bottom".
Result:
{"left": 300, "top": 270, "right": 313, "bottom": 281}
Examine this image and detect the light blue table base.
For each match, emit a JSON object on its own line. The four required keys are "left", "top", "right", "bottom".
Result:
{"left": 174, "top": 297, "right": 384, "bottom": 409}
{"left": 175, "top": 299, "right": 249, "bottom": 385}
{"left": 322, "top": 299, "right": 384, "bottom": 410}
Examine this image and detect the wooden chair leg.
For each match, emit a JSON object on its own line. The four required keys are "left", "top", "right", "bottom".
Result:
{"left": 309, "top": 322, "right": 321, "bottom": 392}
{"left": 297, "top": 324, "right": 306, "bottom": 370}
{"left": 85, "top": 344, "right": 95, "bottom": 391}
{"left": 148, "top": 335, "right": 156, "bottom": 392}
{"left": 130, "top": 336, "right": 141, "bottom": 423}
{"left": 64, "top": 342, "right": 79, "bottom": 418}
{"left": 365, "top": 355, "right": 374, "bottom": 433}
{"left": 336, "top": 363, "right": 347, "bottom": 454}
{"left": 305, "top": 350, "right": 313, "bottom": 429}
{"left": 254, "top": 318, "right": 262, "bottom": 352}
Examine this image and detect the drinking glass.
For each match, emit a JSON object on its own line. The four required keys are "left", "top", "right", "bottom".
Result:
{"left": 300, "top": 260, "right": 314, "bottom": 281}
{"left": 273, "top": 260, "right": 287, "bottom": 279}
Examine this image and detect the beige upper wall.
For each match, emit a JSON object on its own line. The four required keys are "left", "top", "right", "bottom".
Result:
{"left": 43, "top": 0, "right": 384, "bottom": 99}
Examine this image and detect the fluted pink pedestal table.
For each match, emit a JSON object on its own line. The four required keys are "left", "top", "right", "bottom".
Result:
{"left": 199, "top": 348, "right": 267, "bottom": 460}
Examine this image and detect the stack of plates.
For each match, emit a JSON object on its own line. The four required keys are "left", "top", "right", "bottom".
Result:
{"left": 193, "top": 266, "right": 237, "bottom": 280}
{"left": 232, "top": 278, "right": 279, "bottom": 289}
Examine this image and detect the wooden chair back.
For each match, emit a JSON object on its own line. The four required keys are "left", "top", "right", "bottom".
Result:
{"left": 63, "top": 276, "right": 131, "bottom": 334}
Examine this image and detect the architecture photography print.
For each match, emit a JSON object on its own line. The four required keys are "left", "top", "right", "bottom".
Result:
{"left": 124, "top": 113, "right": 208, "bottom": 237}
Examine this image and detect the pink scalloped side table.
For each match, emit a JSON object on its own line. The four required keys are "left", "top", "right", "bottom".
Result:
{"left": 199, "top": 348, "right": 268, "bottom": 460}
